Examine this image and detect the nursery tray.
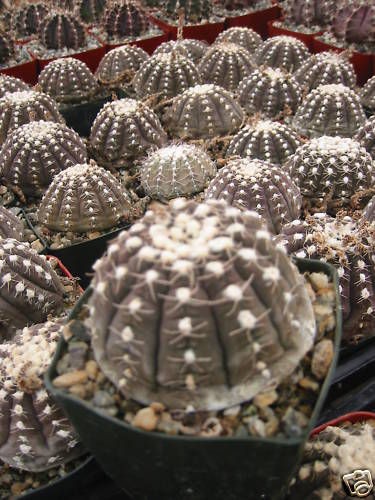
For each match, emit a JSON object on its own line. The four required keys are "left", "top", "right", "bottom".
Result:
{"left": 33, "top": 45, "right": 106, "bottom": 74}
{"left": 106, "top": 33, "right": 169, "bottom": 55}
{"left": 267, "top": 20, "right": 321, "bottom": 51}
{"left": 0, "top": 58, "right": 38, "bottom": 85}
{"left": 149, "top": 15, "right": 225, "bottom": 44}
{"left": 225, "top": 5, "right": 281, "bottom": 38}
{"left": 46, "top": 258, "right": 342, "bottom": 500}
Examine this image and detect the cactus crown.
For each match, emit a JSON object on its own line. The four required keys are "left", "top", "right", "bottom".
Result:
{"left": 95, "top": 44, "right": 149, "bottom": 85}
{"left": 283, "top": 0, "right": 335, "bottom": 28}
{"left": 255, "top": 35, "right": 310, "bottom": 72}
{"left": 0, "top": 74, "right": 29, "bottom": 98}
{"left": 39, "top": 11, "right": 86, "bottom": 51}
{"left": 215, "top": 27, "right": 263, "bottom": 54}
{"left": 153, "top": 39, "right": 208, "bottom": 64}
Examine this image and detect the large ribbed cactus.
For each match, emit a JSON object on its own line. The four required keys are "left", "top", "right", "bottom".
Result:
{"left": 0, "top": 319, "right": 83, "bottom": 471}
{"left": 79, "top": 0, "right": 106, "bottom": 24}
{"left": 0, "top": 121, "right": 87, "bottom": 198}
{"left": 227, "top": 120, "right": 303, "bottom": 165}
{"left": 11, "top": 2, "right": 48, "bottom": 38}
{"left": 39, "top": 11, "right": 86, "bottom": 51}
{"left": 38, "top": 57, "right": 99, "bottom": 104}
{"left": 38, "top": 162, "right": 134, "bottom": 233}
{"left": 205, "top": 158, "right": 301, "bottom": 234}
{"left": 238, "top": 67, "right": 303, "bottom": 119}
{"left": 198, "top": 42, "right": 255, "bottom": 92}
{"left": 153, "top": 39, "right": 208, "bottom": 64}
{"left": 90, "top": 98, "right": 167, "bottom": 168}
{"left": 87, "top": 198, "right": 316, "bottom": 411}
{"left": 0, "top": 206, "right": 24, "bottom": 241}
{"left": 0, "top": 91, "right": 64, "bottom": 146}
{"left": 95, "top": 44, "right": 149, "bottom": 86}
{"left": 0, "top": 74, "right": 29, "bottom": 98}
{"left": 166, "top": 84, "right": 244, "bottom": 139}
{"left": 140, "top": 144, "right": 217, "bottom": 201}
{"left": 356, "top": 116, "right": 375, "bottom": 160}
{"left": 255, "top": 36, "right": 309, "bottom": 72}
{"left": 102, "top": 0, "right": 149, "bottom": 40}
{"left": 293, "top": 52, "right": 356, "bottom": 92}
{"left": 215, "top": 27, "right": 262, "bottom": 54}
{"left": 0, "top": 31, "right": 14, "bottom": 65}
{"left": 282, "top": 0, "right": 335, "bottom": 29}
{"left": 332, "top": 3, "right": 375, "bottom": 47}
{"left": 361, "top": 75, "right": 375, "bottom": 112}
{"left": 292, "top": 84, "right": 366, "bottom": 138}
{"left": 277, "top": 213, "right": 375, "bottom": 342}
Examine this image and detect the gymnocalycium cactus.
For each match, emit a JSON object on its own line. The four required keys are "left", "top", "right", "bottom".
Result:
{"left": 198, "top": 42, "right": 255, "bottom": 92}
{"left": 38, "top": 57, "right": 99, "bottom": 103}
{"left": 161, "top": 0, "right": 212, "bottom": 23}
{"left": 286, "top": 136, "right": 375, "bottom": 207}
{"left": 90, "top": 98, "right": 167, "bottom": 168}
{"left": 293, "top": 52, "right": 356, "bottom": 92}
{"left": 255, "top": 36, "right": 310, "bottom": 73}
{"left": 0, "top": 31, "right": 14, "bottom": 65}
{"left": 140, "top": 143, "right": 217, "bottom": 201}
{"left": 356, "top": 116, "right": 375, "bottom": 160}
{"left": 277, "top": 213, "right": 375, "bottom": 342}
{"left": 166, "top": 84, "right": 244, "bottom": 139}
{"left": 133, "top": 52, "right": 200, "bottom": 101}
{"left": 215, "top": 27, "right": 262, "bottom": 54}
{"left": 282, "top": 0, "right": 335, "bottom": 29}
{"left": 102, "top": 0, "right": 149, "bottom": 40}
{"left": 0, "top": 206, "right": 24, "bottom": 241}
{"left": 87, "top": 198, "right": 316, "bottom": 411}
{"left": 153, "top": 39, "right": 208, "bottom": 64}
{"left": 361, "top": 75, "right": 375, "bottom": 112}
{"left": 0, "top": 121, "right": 87, "bottom": 198}
{"left": 39, "top": 11, "right": 86, "bottom": 51}
{"left": 0, "top": 239, "right": 64, "bottom": 334}
{"left": 292, "top": 84, "right": 366, "bottom": 138}
{"left": 0, "top": 90, "right": 64, "bottom": 146}
{"left": 226, "top": 120, "right": 303, "bottom": 165}
{"left": 332, "top": 3, "right": 375, "bottom": 48}
{"left": 12, "top": 2, "right": 48, "bottom": 38}
{"left": 237, "top": 67, "right": 303, "bottom": 119}
{"left": 38, "top": 161, "right": 134, "bottom": 233}
{"left": 95, "top": 44, "right": 149, "bottom": 86}
{"left": 79, "top": 0, "right": 106, "bottom": 24}
{"left": 205, "top": 158, "right": 301, "bottom": 234}
{"left": 0, "top": 74, "right": 29, "bottom": 98}
{"left": 0, "top": 319, "right": 82, "bottom": 471}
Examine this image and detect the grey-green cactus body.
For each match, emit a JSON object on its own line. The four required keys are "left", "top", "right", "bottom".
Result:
{"left": 79, "top": 0, "right": 106, "bottom": 24}
{"left": 361, "top": 75, "right": 375, "bottom": 112}
{"left": 255, "top": 36, "right": 309, "bottom": 72}
{"left": 153, "top": 39, "right": 208, "bottom": 64}
{"left": 355, "top": 116, "right": 375, "bottom": 160}
{"left": 95, "top": 45, "right": 149, "bottom": 85}
{"left": 215, "top": 27, "right": 262, "bottom": 54}
{"left": 0, "top": 206, "right": 23, "bottom": 241}
{"left": 0, "top": 74, "right": 29, "bottom": 98}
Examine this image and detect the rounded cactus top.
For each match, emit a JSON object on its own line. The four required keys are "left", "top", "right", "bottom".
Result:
{"left": 38, "top": 161, "right": 134, "bottom": 233}
{"left": 255, "top": 35, "right": 310, "bottom": 72}
{"left": 88, "top": 198, "right": 316, "bottom": 411}
{"left": 215, "top": 27, "right": 263, "bottom": 54}
{"left": 95, "top": 44, "right": 149, "bottom": 85}
{"left": 0, "top": 74, "right": 29, "bottom": 98}
{"left": 153, "top": 39, "right": 208, "bottom": 64}
{"left": 0, "top": 206, "right": 24, "bottom": 241}
{"left": 38, "top": 57, "right": 99, "bottom": 103}
{"left": 361, "top": 75, "right": 375, "bottom": 111}
{"left": 11, "top": 2, "right": 48, "bottom": 38}
{"left": 39, "top": 11, "right": 86, "bottom": 50}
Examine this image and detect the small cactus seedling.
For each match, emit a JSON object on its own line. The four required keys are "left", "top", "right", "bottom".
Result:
{"left": 237, "top": 67, "right": 303, "bottom": 119}
{"left": 293, "top": 51, "right": 356, "bottom": 92}
{"left": 286, "top": 136, "right": 375, "bottom": 206}
{"left": 79, "top": 0, "right": 106, "bottom": 24}
{"left": 11, "top": 2, "right": 48, "bottom": 38}
{"left": 0, "top": 31, "right": 14, "bottom": 65}
{"left": 87, "top": 198, "right": 316, "bottom": 411}
{"left": 133, "top": 52, "right": 200, "bottom": 101}
{"left": 0, "top": 319, "right": 82, "bottom": 471}
{"left": 39, "top": 11, "right": 86, "bottom": 51}
{"left": 90, "top": 98, "right": 167, "bottom": 168}
{"left": 95, "top": 44, "right": 149, "bottom": 86}
{"left": 356, "top": 116, "right": 375, "bottom": 160}
{"left": 215, "top": 27, "right": 263, "bottom": 54}
{"left": 0, "top": 206, "right": 24, "bottom": 241}
{"left": 0, "top": 120, "right": 87, "bottom": 198}
{"left": 292, "top": 84, "right": 366, "bottom": 138}
{"left": 153, "top": 39, "right": 208, "bottom": 64}
{"left": 205, "top": 158, "right": 301, "bottom": 234}
{"left": 332, "top": 3, "right": 375, "bottom": 48}
{"left": 0, "top": 239, "right": 64, "bottom": 333}
{"left": 0, "top": 91, "right": 64, "bottom": 146}
{"left": 38, "top": 57, "right": 99, "bottom": 104}
{"left": 140, "top": 143, "right": 217, "bottom": 201}
{"left": 361, "top": 75, "right": 375, "bottom": 112}
{"left": 102, "top": 0, "right": 149, "bottom": 40}
{"left": 282, "top": 0, "right": 335, "bottom": 29}
{"left": 278, "top": 213, "right": 375, "bottom": 342}
{"left": 0, "top": 74, "right": 29, "bottom": 98}
{"left": 166, "top": 84, "right": 244, "bottom": 140}
{"left": 227, "top": 120, "right": 303, "bottom": 165}
{"left": 38, "top": 161, "right": 134, "bottom": 233}
{"left": 198, "top": 42, "right": 255, "bottom": 93}
{"left": 255, "top": 36, "right": 310, "bottom": 73}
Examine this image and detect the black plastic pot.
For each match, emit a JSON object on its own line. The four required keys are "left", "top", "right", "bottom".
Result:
{"left": 46, "top": 259, "right": 342, "bottom": 500}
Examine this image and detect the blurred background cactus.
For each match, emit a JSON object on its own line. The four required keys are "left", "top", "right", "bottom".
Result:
{"left": 11, "top": 2, "right": 48, "bottom": 39}
{"left": 102, "top": 0, "right": 149, "bottom": 40}
{"left": 331, "top": 2, "right": 375, "bottom": 51}
{"left": 281, "top": 0, "right": 335, "bottom": 31}
{"left": 0, "top": 31, "right": 14, "bottom": 65}
{"left": 38, "top": 11, "right": 86, "bottom": 51}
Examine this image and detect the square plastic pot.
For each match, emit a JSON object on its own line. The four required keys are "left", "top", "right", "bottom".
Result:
{"left": 225, "top": 5, "right": 281, "bottom": 38}
{"left": 106, "top": 33, "right": 169, "bottom": 55}
{"left": 267, "top": 20, "right": 322, "bottom": 51}
{"left": 32, "top": 45, "right": 106, "bottom": 75}
{"left": 0, "top": 58, "right": 38, "bottom": 85}
{"left": 45, "top": 258, "right": 342, "bottom": 500}
{"left": 149, "top": 15, "right": 225, "bottom": 44}
{"left": 312, "top": 37, "right": 373, "bottom": 86}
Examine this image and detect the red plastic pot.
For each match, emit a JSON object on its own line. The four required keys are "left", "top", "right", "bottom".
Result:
{"left": 311, "top": 411, "right": 375, "bottom": 437}
{"left": 46, "top": 255, "right": 84, "bottom": 295}
{"left": 106, "top": 32, "right": 169, "bottom": 55}
{"left": 267, "top": 19, "right": 322, "bottom": 51}
{"left": 313, "top": 37, "right": 373, "bottom": 86}
{"left": 149, "top": 15, "right": 225, "bottom": 43}
{"left": 225, "top": 5, "right": 281, "bottom": 39}
{"left": 32, "top": 45, "right": 106, "bottom": 74}
{"left": 0, "top": 58, "right": 38, "bottom": 85}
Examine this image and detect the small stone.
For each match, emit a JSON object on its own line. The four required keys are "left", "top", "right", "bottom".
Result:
{"left": 133, "top": 407, "right": 158, "bottom": 431}
{"left": 31, "top": 239, "right": 44, "bottom": 252}
{"left": 11, "top": 482, "right": 25, "bottom": 496}
{"left": 253, "top": 389, "right": 278, "bottom": 408}
{"left": 150, "top": 401, "right": 165, "bottom": 414}
{"left": 309, "top": 272, "right": 329, "bottom": 291}
{"left": 223, "top": 405, "right": 241, "bottom": 417}
{"left": 234, "top": 424, "right": 248, "bottom": 438}
{"left": 85, "top": 360, "right": 98, "bottom": 379}
{"left": 93, "top": 390, "right": 115, "bottom": 408}
{"left": 299, "top": 377, "right": 319, "bottom": 391}
{"left": 53, "top": 370, "right": 88, "bottom": 388}
{"left": 247, "top": 416, "right": 266, "bottom": 437}
{"left": 69, "top": 384, "right": 87, "bottom": 399}
{"left": 282, "top": 408, "right": 309, "bottom": 437}
{"left": 88, "top": 231, "right": 101, "bottom": 240}
{"left": 50, "top": 242, "right": 63, "bottom": 249}
{"left": 0, "top": 185, "right": 7, "bottom": 195}
{"left": 311, "top": 339, "right": 334, "bottom": 380}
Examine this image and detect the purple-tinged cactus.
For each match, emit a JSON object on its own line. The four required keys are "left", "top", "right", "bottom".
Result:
{"left": 39, "top": 12, "right": 86, "bottom": 51}
{"left": 90, "top": 98, "right": 167, "bottom": 168}
{"left": 0, "top": 319, "right": 82, "bottom": 471}
{"left": 0, "top": 74, "right": 29, "bottom": 98}
{"left": 38, "top": 161, "right": 134, "bottom": 233}
{"left": 87, "top": 198, "right": 315, "bottom": 411}
{"left": 0, "top": 90, "right": 64, "bottom": 146}
{"left": 140, "top": 143, "right": 217, "bottom": 201}
{"left": 215, "top": 27, "right": 263, "bottom": 54}
{"left": 166, "top": 84, "right": 244, "bottom": 139}
{"left": 255, "top": 36, "right": 309, "bottom": 72}
{"left": 238, "top": 67, "right": 303, "bottom": 119}
{"left": 362, "top": 195, "right": 375, "bottom": 224}
{"left": 133, "top": 52, "right": 200, "bottom": 100}
{"left": 95, "top": 44, "right": 149, "bottom": 86}
{"left": 292, "top": 84, "right": 366, "bottom": 138}
{"left": 361, "top": 75, "right": 375, "bottom": 112}
{"left": 0, "top": 239, "right": 64, "bottom": 333}
{"left": 102, "top": 0, "right": 149, "bottom": 40}
{"left": 227, "top": 120, "right": 303, "bottom": 165}
{"left": 38, "top": 57, "right": 99, "bottom": 104}
{"left": 286, "top": 137, "right": 375, "bottom": 206}
{"left": 205, "top": 158, "right": 301, "bottom": 234}
{"left": 282, "top": 0, "right": 335, "bottom": 29}
{"left": 198, "top": 42, "right": 255, "bottom": 93}
{"left": 356, "top": 116, "right": 375, "bottom": 160}
{"left": 277, "top": 213, "right": 375, "bottom": 342}
{"left": 332, "top": 3, "right": 375, "bottom": 47}
{"left": 0, "top": 206, "right": 24, "bottom": 241}
{"left": 163, "top": 0, "right": 212, "bottom": 23}
{"left": 0, "top": 31, "right": 13, "bottom": 65}
{"left": 153, "top": 39, "right": 208, "bottom": 64}
{"left": 12, "top": 2, "right": 48, "bottom": 38}
{"left": 293, "top": 52, "right": 356, "bottom": 92}
{"left": 0, "top": 121, "right": 87, "bottom": 198}
{"left": 79, "top": 0, "right": 106, "bottom": 24}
